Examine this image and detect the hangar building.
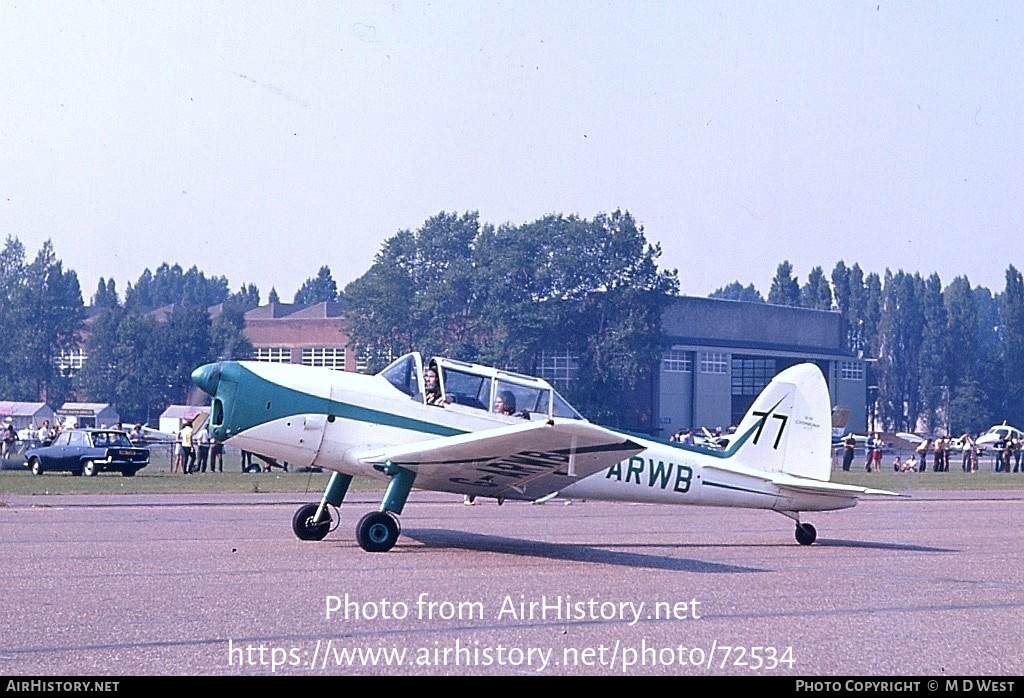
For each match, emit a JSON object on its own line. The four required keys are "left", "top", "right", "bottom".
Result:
{"left": 656, "top": 297, "right": 865, "bottom": 436}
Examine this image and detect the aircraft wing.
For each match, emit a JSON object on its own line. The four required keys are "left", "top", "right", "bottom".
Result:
{"left": 357, "top": 419, "right": 643, "bottom": 501}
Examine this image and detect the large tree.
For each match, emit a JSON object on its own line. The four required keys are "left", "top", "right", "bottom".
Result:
{"left": 8, "top": 241, "right": 84, "bottom": 404}
{"left": 1000, "top": 265, "right": 1024, "bottom": 427}
{"left": 875, "top": 270, "right": 924, "bottom": 431}
{"left": 916, "top": 273, "right": 947, "bottom": 432}
{"left": 344, "top": 210, "right": 678, "bottom": 427}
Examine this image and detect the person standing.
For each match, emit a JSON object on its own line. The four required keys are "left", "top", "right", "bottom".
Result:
{"left": 916, "top": 438, "right": 931, "bottom": 472}
{"left": 196, "top": 424, "right": 211, "bottom": 473}
{"left": 2, "top": 423, "right": 19, "bottom": 460}
{"left": 865, "top": 433, "right": 880, "bottom": 472}
{"left": 841, "top": 433, "right": 856, "bottom": 471}
{"left": 180, "top": 422, "right": 195, "bottom": 474}
{"left": 210, "top": 438, "right": 224, "bottom": 472}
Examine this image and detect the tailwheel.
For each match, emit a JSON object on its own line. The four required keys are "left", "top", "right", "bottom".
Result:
{"left": 292, "top": 503, "right": 332, "bottom": 541}
{"left": 356, "top": 511, "right": 401, "bottom": 552}
{"left": 795, "top": 522, "right": 817, "bottom": 546}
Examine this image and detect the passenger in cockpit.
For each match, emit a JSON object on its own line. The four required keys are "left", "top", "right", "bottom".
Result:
{"left": 493, "top": 390, "right": 516, "bottom": 416}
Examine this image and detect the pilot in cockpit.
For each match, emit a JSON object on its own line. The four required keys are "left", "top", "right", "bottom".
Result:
{"left": 417, "top": 365, "right": 448, "bottom": 406}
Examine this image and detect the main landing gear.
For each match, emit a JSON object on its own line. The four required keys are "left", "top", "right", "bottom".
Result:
{"left": 292, "top": 463, "right": 416, "bottom": 552}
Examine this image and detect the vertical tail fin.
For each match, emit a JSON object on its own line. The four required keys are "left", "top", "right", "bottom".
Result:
{"left": 731, "top": 363, "right": 832, "bottom": 481}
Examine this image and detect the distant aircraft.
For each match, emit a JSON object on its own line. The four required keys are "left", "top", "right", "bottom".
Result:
{"left": 975, "top": 422, "right": 1024, "bottom": 449}
{"left": 191, "top": 354, "right": 898, "bottom": 552}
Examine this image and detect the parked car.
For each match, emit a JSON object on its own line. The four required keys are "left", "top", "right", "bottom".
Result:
{"left": 25, "top": 428, "right": 150, "bottom": 477}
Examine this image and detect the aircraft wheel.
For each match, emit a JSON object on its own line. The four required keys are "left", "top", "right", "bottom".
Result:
{"left": 795, "top": 522, "right": 817, "bottom": 546}
{"left": 29, "top": 458, "right": 43, "bottom": 476}
{"left": 356, "top": 511, "right": 401, "bottom": 553}
{"left": 292, "top": 503, "right": 332, "bottom": 541}
{"left": 83, "top": 460, "right": 98, "bottom": 477}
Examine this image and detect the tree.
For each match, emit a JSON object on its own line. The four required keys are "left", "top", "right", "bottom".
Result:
{"left": 8, "top": 241, "right": 84, "bottom": 404}
{"left": 917, "top": 273, "right": 947, "bottom": 433}
{"left": 767, "top": 261, "right": 801, "bottom": 306}
{"left": 210, "top": 305, "right": 254, "bottom": 361}
{"left": 229, "top": 283, "right": 261, "bottom": 309}
{"left": 92, "top": 278, "right": 119, "bottom": 308}
{"left": 267, "top": 287, "right": 280, "bottom": 304}
{"left": 801, "top": 266, "right": 833, "bottom": 310}
{"left": 344, "top": 212, "right": 483, "bottom": 367}
{"left": 0, "top": 237, "right": 26, "bottom": 396}
{"left": 709, "top": 282, "right": 764, "bottom": 303}
{"left": 1000, "top": 265, "right": 1024, "bottom": 427}
{"left": 124, "top": 263, "right": 230, "bottom": 310}
{"left": 344, "top": 210, "right": 679, "bottom": 428}
{"left": 294, "top": 266, "right": 339, "bottom": 304}
{"left": 875, "top": 270, "right": 924, "bottom": 431}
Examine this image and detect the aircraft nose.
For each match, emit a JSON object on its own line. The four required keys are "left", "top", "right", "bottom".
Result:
{"left": 191, "top": 363, "right": 222, "bottom": 396}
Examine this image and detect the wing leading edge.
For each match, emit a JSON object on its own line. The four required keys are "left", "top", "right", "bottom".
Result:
{"left": 357, "top": 419, "right": 644, "bottom": 501}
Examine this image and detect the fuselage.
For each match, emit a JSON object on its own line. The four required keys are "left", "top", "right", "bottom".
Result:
{"left": 193, "top": 358, "right": 857, "bottom": 514}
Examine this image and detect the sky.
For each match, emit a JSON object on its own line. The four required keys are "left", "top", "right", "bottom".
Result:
{"left": 2, "top": 1, "right": 1022, "bottom": 304}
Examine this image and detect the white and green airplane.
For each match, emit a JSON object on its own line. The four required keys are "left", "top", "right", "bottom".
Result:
{"left": 190, "top": 352, "right": 896, "bottom": 552}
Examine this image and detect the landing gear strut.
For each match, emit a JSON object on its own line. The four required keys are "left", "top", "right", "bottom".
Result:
{"left": 355, "top": 462, "right": 416, "bottom": 553}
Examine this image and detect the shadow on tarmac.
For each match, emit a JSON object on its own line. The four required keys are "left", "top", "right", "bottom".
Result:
{"left": 402, "top": 528, "right": 768, "bottom": 573}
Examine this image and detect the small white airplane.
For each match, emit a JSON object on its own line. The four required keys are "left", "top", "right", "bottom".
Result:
{"left": 975, "top": 422, "right": 1024, "bottom": 449}
{"left": 190, "top": 353, "right": 898, "bottom": 552}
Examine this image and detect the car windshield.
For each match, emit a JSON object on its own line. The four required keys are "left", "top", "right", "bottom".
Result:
{"left": 92, "top": 432, "right": 134, "bottom": 448}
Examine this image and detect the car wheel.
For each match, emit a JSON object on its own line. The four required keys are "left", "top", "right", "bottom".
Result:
{"left": 121, "top": 469, "right": 137, "bottom": 477}
{"left": 29, "top": 458, "right": 43, "bottom": 476}
{"left": 83, "top": 460, "right": 98, "bottom": 477}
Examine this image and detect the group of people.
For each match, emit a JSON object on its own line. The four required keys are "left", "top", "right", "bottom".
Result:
{"left": 841, "top": 430, "right": 1024, "bottom": 473}
{"left": 912, "top": 435, "right": 973, "bottom": 472}
{"left": 172, "top": 422, "right": 224, "bottom": 474}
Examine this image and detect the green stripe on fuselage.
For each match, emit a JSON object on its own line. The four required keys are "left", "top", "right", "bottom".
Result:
{"left": 212, "top": 362, "right": 466, "bottom": 441}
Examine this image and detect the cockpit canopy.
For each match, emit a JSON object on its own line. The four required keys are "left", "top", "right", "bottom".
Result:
{"left": 379, "top": 352, "right": 583, "bottom": 421}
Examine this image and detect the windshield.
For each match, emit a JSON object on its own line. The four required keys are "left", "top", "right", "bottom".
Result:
{"left": 379, "top": 353, "right": 423, "bottom": 397}
{"left": 92, "top": 432, "right": 134, "bottom": 448}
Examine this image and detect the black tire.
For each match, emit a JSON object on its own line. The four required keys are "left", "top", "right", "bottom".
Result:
{"left": 29, "top": 458, "right": 43, "bottom": 476}
{"left": 121, "top": 469, "right": 137, "bottom": 477}
{"left": 83, "top": 460, "right": 98, "bottom": 477}
{"left": 292, "top": 503, "right": 331, "bottom": 541}
{"left": 244, "top": 463, "right": 261, "bottom": 473}
{"left": 795, "top": 522, "right": 817, "bottom": 546}
{"left": 356, "top": 511, "right": 401, "bottom": 553}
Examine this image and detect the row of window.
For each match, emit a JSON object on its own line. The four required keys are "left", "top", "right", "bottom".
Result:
{"left": 663, "top": 350, "right": 864, "bottom": 382}
{"left": 252, "top": 347, "right": 348, "bottom": 370}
